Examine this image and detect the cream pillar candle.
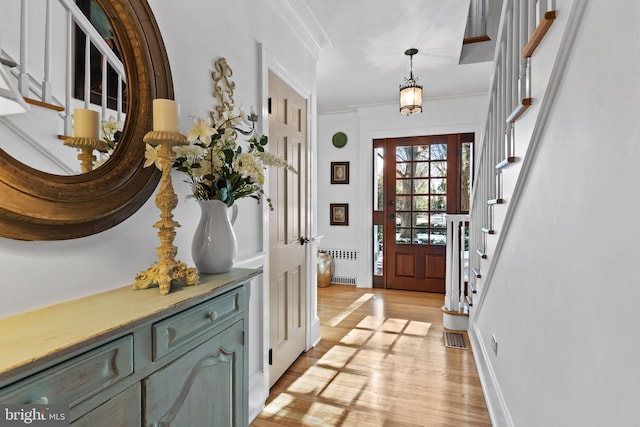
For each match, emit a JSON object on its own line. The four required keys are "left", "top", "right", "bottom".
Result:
{"left": 152, "top": 99, "right": 180, "bottom": 132}
{"left": 73, "top": 109, "right": 99, "bottom": 139}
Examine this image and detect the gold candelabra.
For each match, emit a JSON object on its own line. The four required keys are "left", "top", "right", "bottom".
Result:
{"left": 63, "top": 137, "right": 110, "bottom": 173}
{"left": 132, "top": 128, "right": 198, "bottom": 295}
{"left": 64, "top": 109, "right": 109, "bottom": 173}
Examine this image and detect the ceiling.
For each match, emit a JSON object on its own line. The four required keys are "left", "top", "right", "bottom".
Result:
{"left": 301, "top": 0, "right": 496, "bottom": 114}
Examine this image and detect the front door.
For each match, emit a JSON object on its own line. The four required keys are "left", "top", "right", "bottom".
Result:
{"left": 375, "top": 134, "right": 472, "bottom": 292}
{"left": 268, "top": 71, "right": 307, "bottom": 386}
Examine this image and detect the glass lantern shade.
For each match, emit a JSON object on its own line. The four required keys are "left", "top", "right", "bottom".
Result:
{"left": 399, "top": 81, "right": 423, "bottom": 115}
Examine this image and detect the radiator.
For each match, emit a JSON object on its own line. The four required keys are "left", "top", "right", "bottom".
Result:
{"left": 319, "top": 248, "right": 359, "bottom": 285}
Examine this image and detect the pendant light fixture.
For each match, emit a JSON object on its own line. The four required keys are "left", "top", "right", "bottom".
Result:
{"left": 399, "top": 48, "right": 422, "bottom": 115}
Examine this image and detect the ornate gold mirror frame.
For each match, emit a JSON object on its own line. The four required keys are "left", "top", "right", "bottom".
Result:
{"left": 0, "top": 0, "right": 171, "bottom": 240}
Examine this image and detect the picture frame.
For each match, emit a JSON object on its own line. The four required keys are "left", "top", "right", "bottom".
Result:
{"left": 330, "top": 203, "right": 349, "bottom": 226}
{"left": 331, "top": 161, "right": 349, "bottom": 184}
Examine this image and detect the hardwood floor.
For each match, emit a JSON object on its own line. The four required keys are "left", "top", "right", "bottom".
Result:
{"left": 251, "top": 285, "right": 491, "bottom": 427}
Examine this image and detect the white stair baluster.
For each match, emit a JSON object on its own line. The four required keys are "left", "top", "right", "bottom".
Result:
{"left": 101, "top": 55, "right": 107, "bottom": 119}
{"left": 42, "top": 0, "right": 53, "bottom": 103}
{"left": 83, "top": 35, "right": 90, "bottom": 109}
{"left": 18, "top": 0, "right": 29, "bottom": 96}
{"left": 64, "top": 8, "right": 72, "bottom": 135}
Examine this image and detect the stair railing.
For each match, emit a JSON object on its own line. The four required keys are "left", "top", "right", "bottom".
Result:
{"left": 10, "top": 0, "right": 126, "bottom": 135}
{"left": 468, "top": 0, "right": 556, "bottom": 307}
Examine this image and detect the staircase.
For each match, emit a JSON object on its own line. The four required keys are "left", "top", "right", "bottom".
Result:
{"left": 443, "top": 0, "right": 560, "bottom": 331}
{"left": 0, "top": 0, "right": 126, "bottom": 174}
{"left": 464, "top": 0, "right": 589, "bottom": 424}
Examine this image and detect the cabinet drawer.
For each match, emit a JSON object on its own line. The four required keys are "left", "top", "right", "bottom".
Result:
{"left": 0, "top": 335, "right": 133, "bottom": 407}
{"left": 153, "top": 287, "right": 243, "bottom": 360}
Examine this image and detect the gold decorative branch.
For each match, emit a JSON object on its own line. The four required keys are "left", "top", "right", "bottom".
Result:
{"left": 212, "top": 57, "right": 236, "bottom": 122}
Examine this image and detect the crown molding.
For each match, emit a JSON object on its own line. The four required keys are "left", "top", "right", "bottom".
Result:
{"left": 269, "top": 0, "right": 332, "bottom": 60}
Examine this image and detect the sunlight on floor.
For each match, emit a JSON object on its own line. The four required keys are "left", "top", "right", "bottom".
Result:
{"left": 317, "top": 345, "right": 357, "bottom": 369}
{"left": 319, "top": 371, "right": 366, "bottom": 406}
{"left": 262, "top": 307, "right": 435, "bottom": 425}
{"left": 261, "top": 392, "right": 294, "bottom": 417}
{"left": 302, "top": 402, "right": 344, "bottom": 426}
{"left": 254, "top": 288, "right": 491, "bottom": 427}
{"left": 326, "top": 293, "right": 374, "bottom": 327}
{"left": 287, "top": 365, "right": 336, "bottom": 394}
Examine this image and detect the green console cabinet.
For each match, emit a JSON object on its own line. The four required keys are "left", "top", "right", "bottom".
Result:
{"left": 0, "top": 268, "right": 260, "bottom": 427}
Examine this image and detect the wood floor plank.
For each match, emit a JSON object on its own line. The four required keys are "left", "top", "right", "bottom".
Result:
{"left": 252, "top": 286, "right": 491, "bottom": 426}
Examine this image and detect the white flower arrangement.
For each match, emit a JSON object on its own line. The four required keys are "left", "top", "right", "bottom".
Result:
{"left": 144, "top": 108, "right": 295, "bottom": 209}
{"left": 93, "top": 116, "right": 123, "bottom": 169}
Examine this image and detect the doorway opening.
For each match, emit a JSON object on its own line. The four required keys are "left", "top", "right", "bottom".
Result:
{"left": 372, "top": 133, "right": 473, "bottom": 292}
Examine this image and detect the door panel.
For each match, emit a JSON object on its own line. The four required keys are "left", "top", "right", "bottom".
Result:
{"left": 268, "top": 72, "right": 307, "bottom": 387}
{"left": 144, "top": 322, "right": 244, "bottom": 427}
{"left": 375, "top": 134, "right": 472, "bottom": 292}
{"left": 386, "top": 135, "right": 450, "bottom": 292}
{"left": 395, "top": 253, "right": 415, "bottom": 277}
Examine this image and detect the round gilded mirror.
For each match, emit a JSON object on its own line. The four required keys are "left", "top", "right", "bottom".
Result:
{"left": 0, "top": 0, "right": 128, "bottom": 175}
{"left": 0, "top": 0, "right": 171, "bottom": 240}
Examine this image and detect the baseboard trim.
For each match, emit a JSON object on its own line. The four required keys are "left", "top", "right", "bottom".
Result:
{"left": 248, "top": 371, "right": 268, "bottom": 423}
{"left": 469, "top": 322, "right": 514, "bottom": 426}
{"left": 308, "top": 315, "right": 321, "bottom": 349}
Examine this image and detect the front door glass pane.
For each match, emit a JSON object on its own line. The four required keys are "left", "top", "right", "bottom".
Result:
{"left": 374, "top": 147, "right": 384, "bottom": 211}
{"left": 394, "top": 141, "right": 448, "bottom": 246}
{"left": 396, "top": 196, "right": 412, "bottom": 210}
{"left": 373, "top": 224, "right": 383, "bottom": 276}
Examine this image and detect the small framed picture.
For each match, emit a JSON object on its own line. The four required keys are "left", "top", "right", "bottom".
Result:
{"left": 331, "top": 162, "right": 349, "bottom": 184}
{"left": 330, "top": 203, "right": 349, "bottom": 226}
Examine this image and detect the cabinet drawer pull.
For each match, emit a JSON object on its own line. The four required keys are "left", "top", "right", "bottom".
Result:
{"left": 30, "top": 396, "right": 48, "bottom": 404}
{"left": 206, "top": 311, "right": 218, "bottom": 321}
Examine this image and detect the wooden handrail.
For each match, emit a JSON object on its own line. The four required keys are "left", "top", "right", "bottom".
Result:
{"left": 521, "top": 11, "right": 557, "bottom": 58}
{"left": 463, "top": 35, "right": 491, "bottom": 44}
{"left": 24, "top": 97, "right": 64, "bottom": 112}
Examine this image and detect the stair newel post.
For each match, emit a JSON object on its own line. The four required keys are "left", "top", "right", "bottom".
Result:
{"left": 458, "top": 220, "right": 467, "bottom": 309}
{"left": 443, "top": 214, "right": 470, "bottom": 331}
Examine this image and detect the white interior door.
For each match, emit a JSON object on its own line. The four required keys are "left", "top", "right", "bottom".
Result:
{"left": 268, "top": 71, "right": 308, "bottom": 387}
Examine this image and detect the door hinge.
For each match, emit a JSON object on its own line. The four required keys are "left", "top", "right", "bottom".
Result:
{"left": 268, "top": 348, "right": 273, "bottom": 365}
{"left": 241, "top": 330, "right": 245, "bottom": 345}
{"left": 268, "top": 97, "right": 272, "bottom": 114}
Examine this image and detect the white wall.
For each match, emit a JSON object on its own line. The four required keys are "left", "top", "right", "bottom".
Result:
{"left": 317, "top": 95, "right": 487, "bottom": 286}
{"left": 0, "top": 0, "right": 319, "bottom": 421}
{"left": 472, "top": 2, "right": 640, "bottom": 425}
{"left": 317, "top": 112, "right": 360, "bottom": 248}
{"left": 0, "top": 0, "right": 316, "bottom": 314}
